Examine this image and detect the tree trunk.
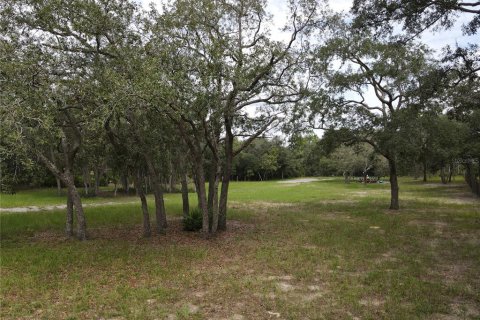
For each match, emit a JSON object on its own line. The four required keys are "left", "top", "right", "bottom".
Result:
{"left": 207, "top": 160, "right": 217, "bottom": 216}
{"left": 66, "top": 188, "right": 74, "bottom": 237}
{"left": 218, "top": 132, "right": 233, "bottom": 232}
{"left": 133, "top": 172, "right": 152, "bottom": 237}
{"left": 440, "top": 166, "right": 448, "bottom": 184}
{"left": 423, "top": 160, "right": 427, "bottom": 182}
{"left": 388, "top": 158, "right": 399, "bottom": 210}
{"left": 194, "top": 161, "right": 210, "bottom": 234}
{"left": 181, "top": 173, "right": 189, "bottom": 219}
{"left": 94, "top": 168, "right": 100, "bottom": 196}
{"left": 448, "top": 163, "right": 453, "bottom": 183}
{"left": 66, "top": 176, "right": 87, "bottom": 240}
{"left": 121, "top": 174, "right": 129, "bottom": 194}
{"left": 210, "top": 163, "right": 222, "bottom": 234}
{"left": 82, "top": 166, "right": 89, "bottom": 195}
{"left": 144, "top": 155, "right": 167, "bottom": 233}
{"left": 56, "top": 177, "right": 62, "bottom": 196}
{"left": 36, "top": 150, "right": 87, "bottom": 240}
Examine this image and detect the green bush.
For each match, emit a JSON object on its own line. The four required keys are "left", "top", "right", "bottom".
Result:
{"left": 183, "top": 208, "right": 203, "bottom": 231}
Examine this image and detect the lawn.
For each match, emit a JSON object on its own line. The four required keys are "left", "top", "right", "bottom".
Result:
{"left": 1, "top": 178, "right": 479, "bottom": 319}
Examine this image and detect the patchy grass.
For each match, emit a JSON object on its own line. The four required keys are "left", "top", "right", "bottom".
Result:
{"left": 1, "top": 177, "right": 479, "bottom": 319}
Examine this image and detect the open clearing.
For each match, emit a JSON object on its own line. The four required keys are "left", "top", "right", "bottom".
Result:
{"left": 1, "top": 178, "right": 479, "bottom": 319}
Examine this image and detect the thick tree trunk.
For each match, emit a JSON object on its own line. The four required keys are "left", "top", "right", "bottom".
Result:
{"left": 66, "top": 188, "right": 74, "bottom": 237}
{"left": 66, "top": 175, "right": 87, "bottom": 240}
{"left": 388, "top": 158, "right": 399, "bottom": 210}
{"left": 181, "top": 173, "right": 189, "bottom": 219}
{"left": 133, "top": 172, "right": 152, "bottom": 237}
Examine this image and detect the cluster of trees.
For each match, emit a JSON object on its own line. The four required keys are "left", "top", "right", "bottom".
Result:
{"left": 1, "top": 0, "right": 478, "bottom": 240}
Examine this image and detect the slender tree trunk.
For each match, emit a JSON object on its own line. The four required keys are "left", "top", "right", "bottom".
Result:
{"left": 121, "top": 174, "right": 129, "bottom": 194}
{"left": 114, "top": 181, "right": 118, "bottom": 197}
{"left": 56, "top": 177, "right": 62, "bottom": 196}
{"left": 133, "top": 172, "right": 152, "bottom": 237}
{"left": 448, "top": 163, "right": 453, "bottom": 183}
{"left": 36, "top": 150, "right": 87, "bottom": 239}
{"left": 181, "top": 173, "right": 189, "bottom": 219}
{"left": 218, "top": 133, "right": 233, "bottom": 231}
{"left": 210, "top": 164, "right": 222, "bottom": 234}
{"left": 207, "top": 160, "right": 217, "bottom": 216}
{"left": 94, "top": 168, "right": 100, "bottom": 196}
{"left": 66, "top": 188, "right": 74, "bottom": 237}
{"left": 144, "top": 155, "right": 167, "bottom": 233}
{"left": 423, "top": 160, "right": 427, "bottom": 182}
{"left": 82, "top": 166, "right": 89, "bottom": 195}
{"left": 194, "top": 161, "right": 210, "bottom": 234}
{"left": 388, "top": 158, "right": 399, "bottom": 210}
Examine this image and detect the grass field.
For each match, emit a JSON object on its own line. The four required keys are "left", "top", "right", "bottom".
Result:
{"left": 1, "top": 177, "right": 479, "bottom": 319}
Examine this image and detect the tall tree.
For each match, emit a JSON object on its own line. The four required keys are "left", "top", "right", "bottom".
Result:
{"left": 311, "top": 23, "right": 433, "bottom": 209}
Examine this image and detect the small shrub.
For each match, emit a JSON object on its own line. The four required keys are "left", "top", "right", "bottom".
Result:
{"left": 183, "top": 208, "right": 203, "bottom": 231}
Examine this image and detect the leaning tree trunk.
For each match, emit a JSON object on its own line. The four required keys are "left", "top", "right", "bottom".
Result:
{"left": 133, "top": 172, "right": 152, "bottom": 237}
{"left": 37, "top": 151, "right": 87, "bottom": 240}
{"left": 388, "top": 158, "right": 399, "bottom": 210}
{"left": 66, "top": 175, "right": 87, "bottom": 240}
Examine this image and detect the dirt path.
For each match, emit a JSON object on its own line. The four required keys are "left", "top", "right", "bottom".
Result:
{"left": 0, "top": 200, "right": 138, "bottom": 214}
{"left": 277, "top": 178, "right": 322, "bottom": 184}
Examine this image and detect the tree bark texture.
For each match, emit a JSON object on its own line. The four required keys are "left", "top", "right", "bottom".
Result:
{"left": 133, "top": 172, "right": 152, "bottom": 237}
{"left": 181, "top": 173, "right": 190, "bottom": 219}
{"left": 388, "top": 158, "right": 400, "bottom": 210}
{"left": 144, "top": 155, "right": 167, "bottom": 233}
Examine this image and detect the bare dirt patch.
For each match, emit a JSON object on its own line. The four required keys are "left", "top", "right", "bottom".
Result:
{"left": 0, "top": 200, "right": 138, "bottom": 213}
{"left": 30, "top": 218, "right": 255, "bottom": 245}
{"left": 277, "top": 178, "right": 319, "bottom": 184}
